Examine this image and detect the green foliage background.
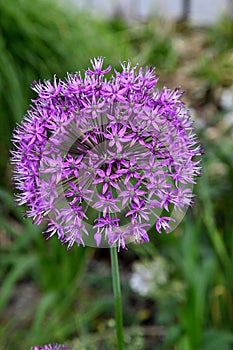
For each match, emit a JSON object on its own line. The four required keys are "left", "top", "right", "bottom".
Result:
{"left": 0, "top": 0, "right": 233, "bottom": 349}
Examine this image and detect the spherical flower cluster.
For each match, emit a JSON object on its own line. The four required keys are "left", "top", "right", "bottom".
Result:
{"left": 12, "top": 57, "right": 201, "bottom": 250}
{"left": 31, "top": 344, "right": 68, "bottom": 350}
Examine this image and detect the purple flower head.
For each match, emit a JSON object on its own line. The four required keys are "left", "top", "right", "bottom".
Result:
{"left": 11, "top": 57, "right": 202, "bottom": 249}
{"left": 31, "top": 344, "right": 69, "bottom": 350}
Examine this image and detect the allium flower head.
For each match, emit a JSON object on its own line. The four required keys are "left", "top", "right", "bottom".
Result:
{"left": 12, "top": 57, "right": 202, "bottom": 250}
{"left": 31, "top": 344, "right": 68, "bottom": 350}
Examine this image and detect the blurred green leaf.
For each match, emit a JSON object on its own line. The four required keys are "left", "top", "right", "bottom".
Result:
{"left": 202, "top": 329, "right": 233, "bottom": 350}
{"left": 0, "top": 254, "right": 37, "bottom": 312}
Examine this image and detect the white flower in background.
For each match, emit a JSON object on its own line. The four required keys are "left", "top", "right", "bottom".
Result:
{"left": 220, "top": 86, "right": 233, "bottom": 136}
{"left": 223, "top": 112, "right": 233, "bottom": 129}
{"left": 129, "top": 257, "right": 168, "bottom": 297}
{"left": 220, "top": 85, "right": 233, "bottom": 110}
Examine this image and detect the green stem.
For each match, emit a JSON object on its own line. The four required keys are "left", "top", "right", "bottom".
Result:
{"left": 110, "top": 246, "right": 124, "bottom": 350}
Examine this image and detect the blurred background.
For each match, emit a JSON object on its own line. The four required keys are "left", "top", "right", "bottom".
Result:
{"left": 0, "top": 0, "right": 233, "bottom": 349}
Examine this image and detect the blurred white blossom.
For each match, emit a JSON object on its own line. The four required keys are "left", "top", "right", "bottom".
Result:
{"left": 130, "top": 257, "right": 168, "bottom": 296}
{"left": 130, "top": 256, "right": 185, "bottom": 301}
{"left": 220, "top": 85, "right": 233, "bottom": 110}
